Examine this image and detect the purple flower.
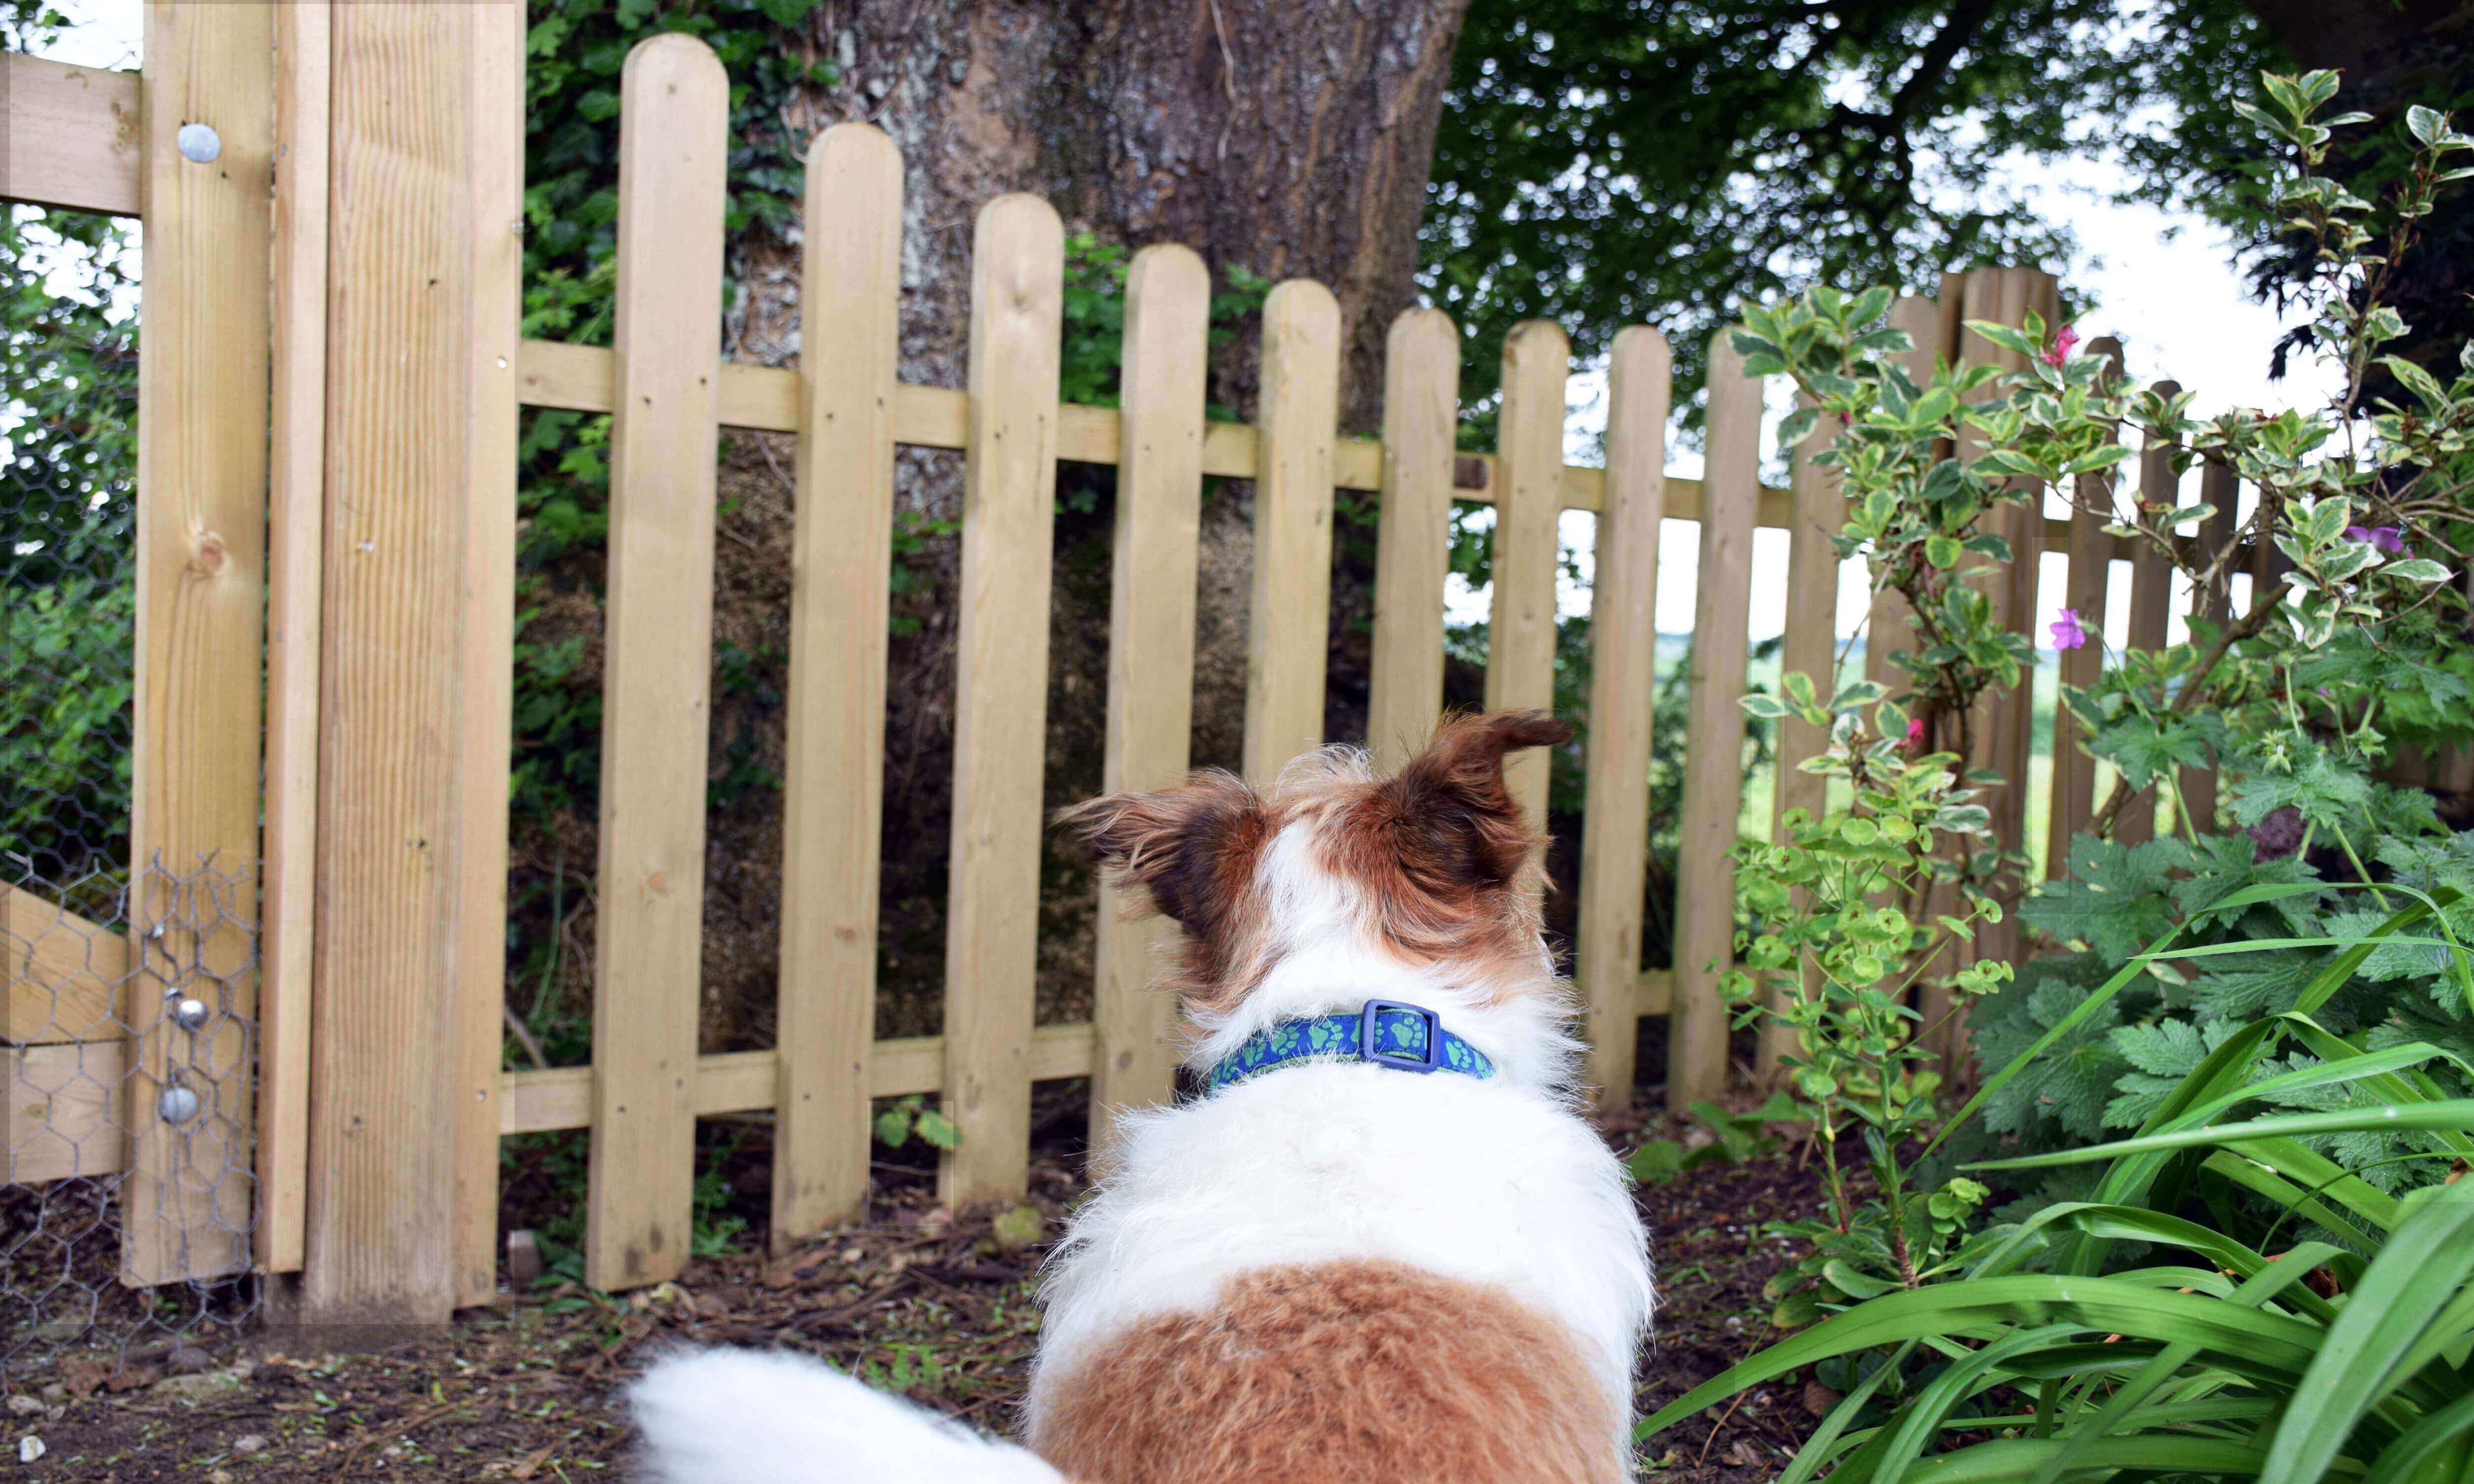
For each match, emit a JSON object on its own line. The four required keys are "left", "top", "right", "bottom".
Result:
{"left": 1904, "top": 717, "right": 1926, "bottom": 752}
{"left": 2049, "top": 608, "right": 2089, "bottom": 652}
{"left": 2345, "top": 524, "right": 2405, "bottom": 554}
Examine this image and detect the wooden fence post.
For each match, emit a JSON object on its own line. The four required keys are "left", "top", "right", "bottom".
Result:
{"left": 2182, "top": 461, "right": 2239, "bottom": 835}
{"left": 582, "top": 34, "right": 728, "bottom": 1293}
{"left": 1487, "top": 321, "right": 1570, "bottom": 827}
{"left": 1863, "top": 296, "right": 1940, "bottom": 691}
{"left": 123, "top": 0, "right": 275, "bottom": 1289}
{"left": 1575, "top": 326, "right": 1668, "bottom": 1110}
{"left": 1669, "top": 331, "right": 1762, "bottom": 1108}
{"left": 771, "top": 122, "right": 904, "bottom": 1251}
{"left": 2046, "top": 337, "right": 2123, "bottom": 877}
{"left": 938, "top": 194, "right": 1064, "bottom": 1207}
{"left": 1089, "top": 243, "right": 1210, "bottom": 1143}
{"left": 2116, "top": 380, "right": 2182, "bottom": 846}
{"left": 304, "top": 0, "right": 522, "bottom": 1323}
{"left": 1242, "top": 281, "right": 1341, "bottom": 784}
{"left": 1366, "top": 309, "right": 1460, "bottom": 770}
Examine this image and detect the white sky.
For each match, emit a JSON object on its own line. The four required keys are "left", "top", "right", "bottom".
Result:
{"left": 37, "top": 0, "right": 2337, "bottom": 662}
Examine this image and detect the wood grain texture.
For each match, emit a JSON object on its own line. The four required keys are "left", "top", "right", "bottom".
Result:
{"left": 1484, "top": 321, "right": 1569, "bottom": 825}
{"left": 1760, "top": 394, "right": 1842, "bottom": 1083}
{"left": 1242, "top": 279, "right": 1342, "bottom": 784}
{"left": 1864, "top": 296, "right": 1940, "bottom": 689}
{"left": 256, "top": 0, "right": 330, "bottom": 1277}
{"left": 449, "top": 0, "right": 526, "bottom": 1309}
{"left": 8, "top": 1042, "right": 127, "bottom": 1183}
{"left": 2179, "top": 459, "right": 2239, "bottom": 837}
{"left": 1575, "top": 327, "right": 1667, "bottom": 1109}
{"left": 1668, "top": 333, "right": 1762, "bottom": 1108}
{"left": 4, "top": 884, "right": 126, "bottom": 1045}
{"left": 2116, "top": 381, "right": 2182, "bottom": 847}
{"left": 1089, "top": 244, "right": 1209, "bottom": 1144}
{"left": 124, "top": 0, "right": 273, "bottom": 1289}
{"left": 305, "top": 0, "right": 516, "bottom": 1323}
{"left": 2046, "top": 337, "right": 2123, "bottom": 880}
{"left": 582, "top": 34, "right": 728, "bottom": 1293}
{"left": 771, "top": 123, "right": 904, "bottom": 1249}
{"left": 2, "top": 54, "right": 141, "bottom": 216}
{"left": 937, "top": 193, "right": 1063, "bottom": 1206}
{"left": 1366, "top": 309, "right": 1459, "bottom": 770}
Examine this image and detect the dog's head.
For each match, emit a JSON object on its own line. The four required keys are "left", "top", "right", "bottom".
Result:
{"left": 1062, "top": 711, "right": 1572, "bottom": 1023}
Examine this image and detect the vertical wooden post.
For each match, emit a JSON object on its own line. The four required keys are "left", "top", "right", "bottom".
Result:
{"left": 938, "top": 194, "right": 1063, "bottom": 1206}
{"left": 1863, "top": 296, "right": 1940, "bottom": 691}
{"left": 2046, "top": 337, "right": 2122, "bottom": 879}
{"left": 582, "top": 34, "right": 728, "bottom": 1293}
{"left": 771, "top": 123, "right": 904, "bottom": 1250}
{"left": 2181, "top": 461, "right": 2239, "bottom": 836}
{"left": 1366, "top": 309, "right": 1460, "bottom": 771}
{"left": 1486, "top": 321, "right": 1570, "bottom": 826}
{"left": 2116, "top": 380, "right": 2181, "bottom": 847}
{"left": 1760, "top": 394, "right": 1841, "bottom": 1082}
{"left": 1575, "top": 326, "right": 1667, "bottom": 1110}
{"left": 257, "top": 0, "right": 329, "bottom": 1278}
{"left": 1242, "top": 281, "right": 1341, "bottom": 784}
{"left": 306, "top": 0, "right": 521, "bottom": 1322}
{"left": 1089, "top": 244, "right": 1209, "bottom": 1142}
{"left": 1669, "top": 332, "right": 1761, "bottom": 1109}
{"left": 124, "top": 0, "right": 275, "bottom": 1289}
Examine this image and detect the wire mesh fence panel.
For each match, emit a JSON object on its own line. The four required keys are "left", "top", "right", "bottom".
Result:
{"left": 3, "top": 196, "right": 259, "bottom": 1389}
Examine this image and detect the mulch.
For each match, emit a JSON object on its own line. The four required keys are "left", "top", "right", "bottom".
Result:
{"left": 9, "top": 1081, "right": 1834, "bottom": 1482}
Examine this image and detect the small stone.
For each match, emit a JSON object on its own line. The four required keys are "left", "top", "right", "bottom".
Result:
{"left": 29, "top": 1314, "right": 84, "bottom": 1344}
{"left": 152, "top": 1366, "right": 247, "bottom": 1404}
{"left": 207, "top": 1471, "right": 234, "bottom": 1484}
{"left": 164, "top": 1344, "right": 215, "bottom": 1375}
{"left": 232, "top": 1434, "right": 268, "bottom": 1455}
{"left": 989, "top": 1204, "right": 1043, "bottom": 1253}
{"left": 507, "top": 1229, "right": 544, "bottom": 1287}
{"left": 17, "top": 1437, "right": 44, "bottom": 1464}
{"left": 3, "top": 1397, "right": 40, "bottom": 1418}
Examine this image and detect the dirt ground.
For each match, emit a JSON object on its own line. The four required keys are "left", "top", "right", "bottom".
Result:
{"left": 10, "top": 1082, "right": 1829, "bottom": 1482}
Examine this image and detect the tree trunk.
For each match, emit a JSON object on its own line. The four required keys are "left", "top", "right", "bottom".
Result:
{"left": 714, "top": 0, "right": 1472, "bottom": 1041}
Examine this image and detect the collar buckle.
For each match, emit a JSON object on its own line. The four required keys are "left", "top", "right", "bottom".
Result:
{"left": 1357, "top": 999, "right": 1444, "bottom": 1074}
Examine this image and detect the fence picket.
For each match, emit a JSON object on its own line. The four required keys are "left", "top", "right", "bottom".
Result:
{"left": 1864, "top": 296, "right": 1941, "bottom": 689}
{"left": 1487, "top": 321, "right": 1570, "bottom": 825}
{"left": 1090, "top": 244, "right": 1211, "bottom": 1142}
{"left": 1575, "top": 326, "right": 1668, "bottom": 1108}
{"left": 1669, "top": 332, "right": 1762, "bottom": 1108}
{"left": 2116, "top": 380, "right": 2182, "bottom": 846}
{"left": 1367, "top": 309, "right": 1460, "bottom": 770}
{"left": 938, "top": 194, "right": 1064, "bottom": 1206}
{"left": 582, "top": 35, "right": 728, "bottom": 1292}
{"left": 1242, "top": 281, "right": 1341, "bottom": 783}
{"left": 2047, "top": 337, "right": 2124, "bottom": 878}
{"left": 771, "top": 122, "right": 904, "bottom": 1250}
{"left": 2182, "top": 461, "right": 2239, "bottom": 835}
{"left": 1760, "top": 395, "right": 1841, "bottom": 1081}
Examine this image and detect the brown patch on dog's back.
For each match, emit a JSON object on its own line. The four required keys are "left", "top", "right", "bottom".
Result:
{"left": 1033, "top": 1260, "right": 1621, "bottom": 1484}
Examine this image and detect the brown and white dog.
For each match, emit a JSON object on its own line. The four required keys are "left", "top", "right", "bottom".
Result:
{"left": 631, "top": 712, "right": 1655, "bottom": 1483}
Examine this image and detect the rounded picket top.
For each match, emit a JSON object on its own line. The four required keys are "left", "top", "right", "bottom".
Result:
{"left": 1610, "top": 322, "right": 1671, "bottom": 374}
{"left": 808, "top": 117, "right": 901, "bottom": 176}
{"left": 1126, "top": 241, "right": 1211, "bottom": 314}
{"left": 1503, "top": 316, "right": 1571, "bottom": 369}
{"left": 621, "top": 29, "right": 727, "bottom": 103}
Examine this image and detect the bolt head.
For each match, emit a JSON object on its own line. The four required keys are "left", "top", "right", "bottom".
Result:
{"left": 174, "top": 997, "right": 211, "bottom": 1031}
{"left": 176, "top": 122, "right": 222, "bottom": 164}
{"left": 158, "top": 1085, "right": 203, "bottom": 1124}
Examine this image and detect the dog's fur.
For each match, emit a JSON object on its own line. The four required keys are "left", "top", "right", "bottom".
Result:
{"left": 632, "top": 712, "right": 1655, "bottom": 1483}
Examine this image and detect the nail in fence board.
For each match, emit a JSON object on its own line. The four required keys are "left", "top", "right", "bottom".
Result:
{"left": 1486, "top": 321, "right": 1570, "bottom": 826}
{"left": 1668, "top": 332, "right": 1763, "bottom": 1108}
{"left": 770, "top": 123, "right": 904, "bottom": 1251}
{"left": 1575, "top": 326, "right": 1669, "bottom": 1108}
{"left": 583, "top": 35, "right": 728, "bottom": 1292}
{"left": 1089, "top": 244, "right": 1211, "bottom": 1143}
{"left": 938, "top": 194, "right": 1065, "bottom": 1206}
{"left": 1366, "top": 309, "right": 1460, "bottom": 771}
{"left": 1241, "top": 281, "right": 1342, "bottom": 784}
{"left": 124, "top": 0, "right": 274, "bottom": 1289}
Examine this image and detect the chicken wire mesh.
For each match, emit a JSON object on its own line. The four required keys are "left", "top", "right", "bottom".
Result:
{"left": 4, "top": 193, "right": 261, "bottom": 1390}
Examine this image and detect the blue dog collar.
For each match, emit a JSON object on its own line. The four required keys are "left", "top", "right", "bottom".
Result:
{"left": 1205, "top": 998, "right": 1496, "bottom": 1093}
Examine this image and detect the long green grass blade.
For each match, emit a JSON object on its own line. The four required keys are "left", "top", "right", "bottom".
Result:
{"left": 1777, "top": 1340, "right": 1918, "bottom": 1484}
{"left": 2359, "top": 1390, "right": 2474, "bottom": 1484}
{"left": 1900, "top": 1434, "right": 2270, "bottom": 1481}
{"left": 1876, "top": 1325, "right": 2082, "bottom": 1484}
{"left": 1971, "top": 1103, "right": 2474, "bottom": 1170}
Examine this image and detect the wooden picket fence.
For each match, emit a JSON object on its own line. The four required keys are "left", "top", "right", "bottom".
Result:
{"left": 4, "top": 13, "right": 2238, "bottom": 1318}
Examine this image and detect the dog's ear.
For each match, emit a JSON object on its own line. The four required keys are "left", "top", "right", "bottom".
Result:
{"left": 1381, "top": 710, "right": 1571, "bottom": 889}
{"left": 1059, "top": 771, "right": 1269, "bottom": 934}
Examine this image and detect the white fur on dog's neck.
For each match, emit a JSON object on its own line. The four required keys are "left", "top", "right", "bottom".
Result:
{"left": 1029, "top": 820, "right": 1654, "bottom": 1475}
{"left": 1183, "top": 821, "right": 1583, "bottom": 1092}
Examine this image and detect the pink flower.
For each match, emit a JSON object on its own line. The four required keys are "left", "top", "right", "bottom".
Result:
{"left": 2039, "top": 324, "right": 2081, "bottom": 368}
{"left": 2049, "top": 608, "right": 2089, "bottom": 651}
{"left": 1904, "top": 718, "right": 1926, "bottom": 751}
{"left": 2345, "top": 524, "right": 2405, "bottom": 554}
